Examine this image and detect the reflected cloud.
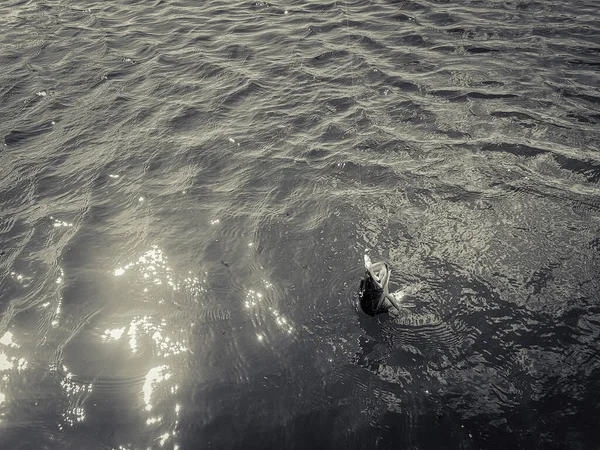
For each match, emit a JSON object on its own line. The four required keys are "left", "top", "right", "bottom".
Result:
{"left": 102, "top": 327, "right": 126, "bottom": 341}
{"left": 143, "top": 365, "right": 171, "bottom": 412}
{"left": 0, "top": 331, "right": 19, "bottom": 348}
{"left": 0, "top": 346, "right": 28, "bottom": 374}
{"left": 0, "top": 331, "right": 31, "bottom": 426}
{"left": 16, "top": 358, "right": 27, "bottom": 371}
{"left": 0, "top": 353, "right": 12, "bottom": 371}
{"left": 109, "top": 246, "right": 198, "bottom": 449}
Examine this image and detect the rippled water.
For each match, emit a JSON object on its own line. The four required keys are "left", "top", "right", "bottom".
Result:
{"left": 1, "top": 0, "right": 599, "bottom": 448}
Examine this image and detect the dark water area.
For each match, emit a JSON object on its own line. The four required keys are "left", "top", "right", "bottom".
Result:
{"left": 1, "top": 0, "right": 600, "bottom": 448}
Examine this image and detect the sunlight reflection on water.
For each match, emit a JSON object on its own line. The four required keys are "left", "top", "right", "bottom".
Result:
{"left": 0, "top": 330, "right": 25, "bottom": 423}
{"left": 244, "top": 279, "right": 295, "bottom": 341}
{"left": 104, "top": 246, "right": 196, "bottom": 449}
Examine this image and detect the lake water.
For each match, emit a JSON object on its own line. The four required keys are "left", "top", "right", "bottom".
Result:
{"left": 1, "top": 0, "right": 599, "bottom": 448}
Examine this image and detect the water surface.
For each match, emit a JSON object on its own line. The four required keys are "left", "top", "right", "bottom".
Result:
{"left": 1, "top": 0, "right": 599, "bottom": 448}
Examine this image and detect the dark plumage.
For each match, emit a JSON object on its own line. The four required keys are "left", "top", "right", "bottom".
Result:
{"left": 359, "top": 259, "right": 391, "bottom": 316}
{"left": 359, "top": 268, "right": 388, "bottom": 316}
